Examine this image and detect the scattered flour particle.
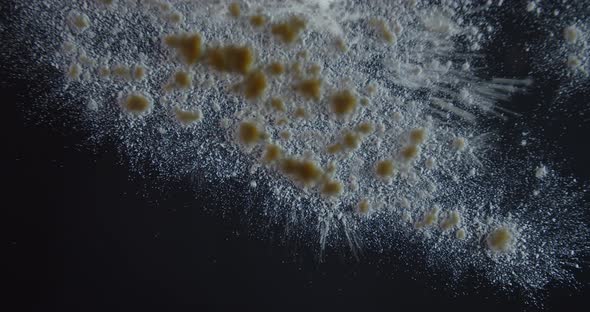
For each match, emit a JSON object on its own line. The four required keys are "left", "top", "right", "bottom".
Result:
{"left": 452, "top": 137, "right": 466, "bottom": 151}
{"left": 220, "top": 118, "right": 230, "bottom": 129}
{"left": 427, "top": 182, "right": 437, "bottom": 193}
{"left": 79, "top": 54, "right": 95, "bottom": 66}
{"left": 212, "top": 101, "right": 221, "bottom": 112}
{"left": 460, "top": 89, "right": 473, "bottom": 104}
{"left": 167, "top": 11, "right": 184, "bottom": 24}
{"left": 567, "top": 55, "right": 582, "bottom": 69}
{"left": 67, "top": 63, "right": 82, "bottom": 80}
{"left": 456, "top": 229, "right": 466, "bottom": 240}
{"left": 250, "top": 164, "right": 260, "bottom": 174}
{"left": 564, "top": 25, "right": 579, "bottom": 44}
{"left": 350, "top": 179, "right": 359, "bottom": 192}
{"left": 535, "top": 165, "right": 548, "bottom": 179}
{"left": 526, "top": 2, "right": 536, "bottom": 12}
{"left": 400, "top": 197, "right": 410, "bottom": 209}
{"left": 412, "top": 65, "right": 423, "bottom": 76}
{"left": 425, "top": 157, "right": 435, "bottom": 169}
{"left": 402, "top": 211, "right": 411, "bottom": 222}
{"left": 68, "top": 11, "right": 90, "bottom": 32}
{"left": 393, "top": 21, "right": 403, "bottom": 35}
{"left": 250, "top": 180, "right": 257, "bottom": 188}
{"left": 375, "top": 122, "right": 385, "bottom": 136}
{"left": 62, "top": 41, "right": 77, "bottom": 54}
{"left": 423, "top": 12, "right": 456, "bottom": 34}
{"left": 87, "top": 99, "right": 98, "bottom": 111}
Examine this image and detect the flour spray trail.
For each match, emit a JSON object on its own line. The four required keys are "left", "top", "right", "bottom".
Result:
{"left": 6, "top": 0, "right": 589, "bottom": 300}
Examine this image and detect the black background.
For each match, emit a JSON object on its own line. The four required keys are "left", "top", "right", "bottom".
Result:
{"left": 9, "top": 2, "right": 590, "bottom": 311}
